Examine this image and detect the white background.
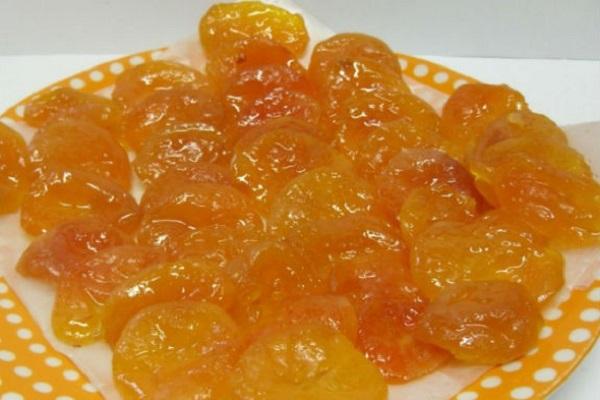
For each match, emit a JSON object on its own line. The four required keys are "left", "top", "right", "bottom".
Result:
{"left": 0, "top": 1, "right": 598, "bottom": 399}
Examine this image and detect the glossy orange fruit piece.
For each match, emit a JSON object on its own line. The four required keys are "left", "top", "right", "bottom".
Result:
{"left": 270, "top": 167, "right": 381, "bottom": 234}
{"left": 52, "top": 245, "right": 164, "bottom": 345}
{"left": 411, "top": 210, "right": 564, "bottom": 302}
{"left": 16, "top": 218, "right": 128, "bottom": 282}
{"left": 20, "top": 169, "right": 140, "bottom": 236}
{"left": 356, "top": 118, "right": 442, "bottom": 179}
{"left": 134, "top": 128, "right": 229, "bottom": 184}
{"left": 490, "top": 158, "right": 600, "bottom": 248}
{"left": 24, "top": 87, "right": 121, "bottom": 132}
{"left": 104, "top": 259, "right": 235, "bottom": 345}
{"left": 231, "top": 241, "right": 328, "bottom": 328}
{"left": 0, "top": 122, "right": 30, "bottom": 214}
{"left": 440, "top": 83, "right": 528, "bottom": 159}
{"left": 113, "top": 301, "right": 240, "bottom": 399}
{"left": 30, "top": 120, "right": 131, "bottom": 188}
{"left": 334, "top": 92, "right": 440, "bottom": 160}
{"left": 232, "top": 118, "right": 350, "bottom": 205}
{"left": 231, "top": 325, "right": 387, "bottom": 400}
{"left": 112, "top": 60, "right": 208, "bottom": 108}
{"left": 355, "top": 282, "right": 449, "bottom": 382}
{"left": 416, "top": 280, "right": 542, "bottom": 364}
{"left": 200, "top": 1, "right": 309, "bottom": 57}
{"left": 120, "top": 87, "right": 224, "bottom": 151}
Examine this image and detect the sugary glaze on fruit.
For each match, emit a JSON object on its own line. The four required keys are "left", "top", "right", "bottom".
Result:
{"left": 8, "top": 2, "right": 599, "bottom": 399}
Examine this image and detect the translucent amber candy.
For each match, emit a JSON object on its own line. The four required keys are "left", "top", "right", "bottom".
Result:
{"left": 112, "top": 60, "right": 208, "bottom": 108}
{"left": 29, "top": 120, "right": 131, "bottom": 188}
{"left": 16, "top": 218, "right": 128, "bottom": 282}
{"left": 489, "top": 158, "right": 600, "bottom": 248}
{"left": 417, "top": 281, "right": 542, "bottom": 364}
{"left": 20, "top": 169, "right": 140, "bottom": 236}
{"left": 0, "top": 122, "right": 30, "bottom": 214}
{"left": 134, "top": 128, "right": 229, "bottom": 184}
{"left": 209, "top": 39, "right": 320, "bottom": 133}
{"left": 269, "top": 167, "right": 381, "bottom": 235}
{"left": 120, "top": 86, "right": 224, "bottom": 151}
{"left": 113, "top": 301, "right": 240, "bottom": 399}
{"left": 440, "top": 83, "right": 528, "bottom": 159}
{"left": 231, "top": 325, "right": 387, "bottom": 400}
{"left": 104, "top": 259, "right": 235, "bottom": 344}
{"left": 52, "top": 245, "right": 164, "bottom": 345}
{"left": 411, "top": 210, "right": 564, "bottom": 302}
{"left": 232, "top": 118, "right": 350, "bottom": 205}
{"left": 333, "top": 91, "right": 440, "bottom": 160}
{"left": 24, "top": 87, "right": 121, "bottom": 132}
{"left": 200, "top": 1, "right": 309, "bottom": 57}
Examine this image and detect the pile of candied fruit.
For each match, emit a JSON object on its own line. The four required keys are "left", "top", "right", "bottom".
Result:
{"left": 0, "top": 1, "right": 598, "bottom": 399}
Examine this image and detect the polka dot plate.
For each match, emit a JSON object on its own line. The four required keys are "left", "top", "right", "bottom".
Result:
{"left": 0, "top": 49, "right": 598, "bottom": 400}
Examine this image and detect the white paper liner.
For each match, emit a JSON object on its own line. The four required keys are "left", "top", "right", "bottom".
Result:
{"left": 0, "top": 1, "right": 599, "bottom": 399}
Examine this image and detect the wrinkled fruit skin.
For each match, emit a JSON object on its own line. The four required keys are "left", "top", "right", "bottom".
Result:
{"left": 231, "top": 325, "right": 387, "bottom": 400}
{"left": 113, "top": 301, "right": 240, "bottom": 399}
{"left": 416, "top": 281, "right": 542, "bottom": 364}
{"left": 0, "top": 122, "right": 30, "bottom": 214}
{"left": 411, "top": 210, "right": 564, "bottom": 303}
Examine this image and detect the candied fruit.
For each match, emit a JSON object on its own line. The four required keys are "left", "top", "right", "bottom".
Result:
{"left": 104, "top": 259, "right": 235, "bottom": 345}
{"left": 440, "top": 83, "right": 528, "bottom": 159}
{"left": 0, "top": 122, "right": 30, "bottom": 214}
{"left": 232, "top": 118, "right": 350, "bottom": 204}
{"left": 416, "top": 281, "right": 542, "bottom": 364}
{"left": 200, "top": 1, "right": 308, "bottom": 57}
{"left": 113, "top": 301, "right": 240, "bottom": 399}
{"left": 120, "top": 87, "right": 224, "bottom": 151}
{"left": 20, "top": 169, "right": 140, "bottom": 235}
{"left": 16, "top": 218, "right": 128, "bottom": 282}
{"left": 30, "top": 120, "right": 131, "bottom": 188}
{"left": 113, "top": 60, "right": 207, "bottom": 108}
{"left": 411, "top": 210, "right": 564, "bottom": 302}
{"left": 134, "top": 128, "right": 228, "bottom": 184}
{"left": 24, "top": 87, "right": 121, "bottom": 132}
{"left": 231, "top": 325, "right": 387, "bottom": 400}
{"left": 270, "top": 167, "right": 381, "bottom": 234}
{"left": 52, "top": 245, "right": 164, "bottom": 345}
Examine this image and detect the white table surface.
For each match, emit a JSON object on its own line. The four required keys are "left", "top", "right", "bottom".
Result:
{"left": 0, "top": 54, "right": 598, "bottom": 399}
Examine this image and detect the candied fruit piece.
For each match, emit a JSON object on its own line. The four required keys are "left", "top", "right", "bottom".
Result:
{"left": 134, "top": 128, "right": 228, "bottom": 184}
{"left": 270, "top": 167, "right": 380, "bottom": 234}
{"left": 52, "top": 245, "right": 164, "bottom": 345}
{"left": 376, "top": 148, "right": 480, "bottom": 218}
{"left": 24, "top": 87, "right": 121, "bottom": 132}
{"left": 416, "top": 281, "right": 542, "bottom": 364}
{"left": 398, "top": 186, "right": 478, "bottom": 243}
{"left": 113, "top": 301, "right": 240, "bottom": 399}
{"left": 334, "top": 92, "right": 440, "bottom": 160}
{"left": 121, "top": 87, "right": 224, "bottom": 151}
{"left": 141, "top": 182, "right": 263, "bottom": 232}
{"left": 16, "top": 218, "right": 128, "bottom": 282}
{"left": 411, "top": 210, "right": 564, "bottom": 302}
{"left": 232, "top": 118, "right": 350, "bottom": 204}
{"left": 231, "top": 241, "right": 328, "bottom": 328}
{"left": 20, "top": 169, "right": 140, "bottom": 236}
{"left": 491, "top": 158, "right": 600, "bottom": 248}
{"left": 231, "top": 325, "right": 387, "bottom": 400}
{"left": 104, "top": 259, "right": 235, "bottom": 345}
{"left": 30, "top": 120, "right": 131, "bottom": 188}
{"left": 357, "top": 119, "right": 442, "bottom": 179}
{"left": 200, "top": 1, "right": 308, "bottom": 57}
{"left": 135, "top": 219, "right": 193, "bottom": 253}
{"left": 0, "top": 122, "right": 30, "bottom": 214}
{"left": 355, "top": 283, "right": 449, "bottom": 382}
{"left": 113, "top": 61, "right": 207, "bottom": 108}
{"left": 211, "top": 40, "right": 320, "bottom": 133}
{"left": 440, "top": 83, "right": 528, "bottom": 159}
